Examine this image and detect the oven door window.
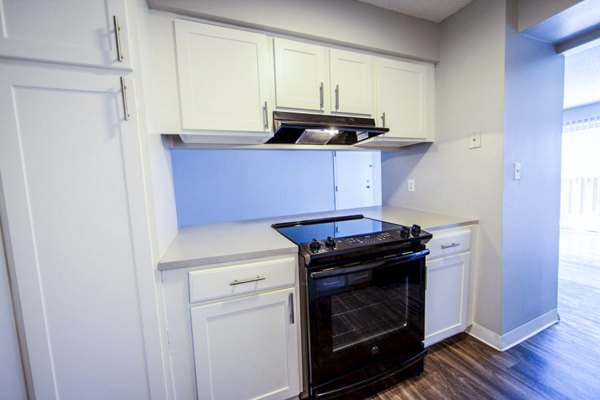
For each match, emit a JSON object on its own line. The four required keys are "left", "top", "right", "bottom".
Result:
{"left": 329, "top": 272, "right": 409, "bottom": 352}
{"left": 308, "top": 256, "right": 425, "bottom": 384}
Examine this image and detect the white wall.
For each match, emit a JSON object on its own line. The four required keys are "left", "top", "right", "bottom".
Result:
{"left": 382, "top": 0, "right": 507, "bottom": 334}
{"left": 564, "top": 45, "right": 600, "bottom": 109}
{"left": 518, "top": 0, "right": 582, "bottom": 31}
{"left": 148, "top": 0, "right": 439, "bottom": 62}
{"left": 383, "top": 0, "right": 564, "bottom": 340}
{"left": 502, "top": 0, "right": 564, "bottom": 333}
{"left": 135, "top": 1, "right": 179, "bottom": 258}
{"left": 0, "top": 228, "right": 27, "bottom": 400}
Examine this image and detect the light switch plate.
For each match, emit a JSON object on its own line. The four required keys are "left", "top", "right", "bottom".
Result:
{"left": 469, "top": 131, "right": 482, "bottom": 149}
{"left": 514, "top": 162, "right": 521, "bottom": 180}
{"left": 408, "top": 179, "right": 415, "bottom": 192}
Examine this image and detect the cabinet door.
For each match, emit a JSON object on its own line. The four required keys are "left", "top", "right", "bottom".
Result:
{"left": 0, "top": 65, "right": 152, "bottom": 399}
{"left": 376, "top": 58, "right": 434, "bottom": 140}
{"left": 330, "top": 49, "right": 374, "bottom": 115}
{"left": 191, "top": 288, "right": 300, "bottom": 400}
{"left": 274, "top": 38, "right": 329, "bottom": 112}
{"left": 175, "top": 20, "right": 273, "bottom": 133}
{"left": 425, "top": 253, "right": 470, "bottom": 346}
{"left": 0, "top": 0, "right": 131, "bottom": 69}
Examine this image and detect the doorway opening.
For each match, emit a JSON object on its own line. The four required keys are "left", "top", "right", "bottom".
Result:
{"left": 559, "top": 43, "right": 600, "bottom": 330}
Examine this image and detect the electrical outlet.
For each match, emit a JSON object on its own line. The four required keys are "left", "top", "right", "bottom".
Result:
{"left": 408, "top": 179, "right": 415, "bottom": 192}
{"left": 469, "top": 131, "right": 482, "bottom": 149}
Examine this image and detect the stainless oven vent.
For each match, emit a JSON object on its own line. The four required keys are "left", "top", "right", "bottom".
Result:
{"left": 267, "top": 111, "right": 389, "bottom": 145}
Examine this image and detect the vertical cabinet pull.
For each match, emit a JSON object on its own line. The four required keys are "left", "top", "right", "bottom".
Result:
{"left": 262, "top": 101, "right": 269, "bottom": 130}
{"left": 289, "top": 292, "right": 295, "bottom": 324}
{"left": 319, "top": 82, "right": 324, "bottom": 110}
{"left": 334, "top": 84, "right": 339, "bottom": 111}
{"left": 113, "top": 16, "right": 124, "bottom": 62}
{"left": 381, "top": 112, "right": 386, "bottom": 128}
{"left": 120, "top": 77, "right": 130, "bottom": 121}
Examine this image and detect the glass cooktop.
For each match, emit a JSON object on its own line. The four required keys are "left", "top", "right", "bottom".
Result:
{"left": 272, "top": 214, "right": 405, "bottom": 245}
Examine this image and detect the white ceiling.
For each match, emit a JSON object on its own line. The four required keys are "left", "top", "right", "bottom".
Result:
{"left": 356, "top": 0, "right": 474, "bottom": 23}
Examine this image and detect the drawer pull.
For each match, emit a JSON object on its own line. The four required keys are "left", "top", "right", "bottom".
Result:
{"left": 230, "top": 276, "right": 266, "bottom": 286}
{"left": 441, "top": 243, "right": 461, "bottom": 249}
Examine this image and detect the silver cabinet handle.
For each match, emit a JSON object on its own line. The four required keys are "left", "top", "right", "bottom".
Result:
{"left": 289, "top": 292, "right": 295, "bottom": 324}
{"left": 262, "top": 101, "right": 268, "bottom": 130}
{"left": 230, "top": 276, "right": 266, "bottom": 286}
{"left": 113, "top": 15, "right": 124, "bottom": 62}
{"left": 334, "top": 84, "right": 339, "bottom": 111}
{"left": 441, "top": 242, "right": 461, "bottom": 249}
{"left": 319, "top": 82, "right": 324, "bottom": 110}
{"left": 381, "top": 112, "right": 386, "bottom": 128}
{"left": 120, "top": 77, "right": 130, "bottom": 121}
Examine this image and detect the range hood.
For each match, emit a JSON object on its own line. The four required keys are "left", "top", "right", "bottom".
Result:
{"left": 266, "top": 111, "right": 389, "bottom": 145}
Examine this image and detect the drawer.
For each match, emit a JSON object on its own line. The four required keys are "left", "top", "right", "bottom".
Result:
{"left": 427, "top": 229, "right": 471, "bottom": 259}
{"left": 189, "top": 256, "right": 296, "bottom": 304}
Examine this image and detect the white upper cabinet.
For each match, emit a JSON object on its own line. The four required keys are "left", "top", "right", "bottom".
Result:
{"left": 375, "top": 58, "right": 434, "bottom": 141}
{"left": 0, "top": 0, "right": 131, "bottom": 69}
{"left": 273, "top": 40, "right": 374, "bottom": 116}
{"left": 330, "top": 49, "right": 374, "bottom": 115}
{"left": 274, "top": 38, "right": 329, "bottom": 112}
{"left": 174, "top": 20, "right": 274, "bottom": 142}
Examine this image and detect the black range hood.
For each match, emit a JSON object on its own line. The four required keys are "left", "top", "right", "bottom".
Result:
{"left": 266, "top": 111, "right": 389, "bottom": 145}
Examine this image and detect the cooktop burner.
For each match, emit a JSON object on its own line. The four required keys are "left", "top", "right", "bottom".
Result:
{"left": 272, "top": 214, "right": 431, "bottom": 258}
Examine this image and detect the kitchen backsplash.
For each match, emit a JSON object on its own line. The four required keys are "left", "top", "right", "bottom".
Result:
{"left": 171, "top": 149, "right": 337, "bottom": 226}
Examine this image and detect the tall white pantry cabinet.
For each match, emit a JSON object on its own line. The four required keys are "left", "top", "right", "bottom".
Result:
{"left": 0, "top": 1, "right": 165, "bottom": 399}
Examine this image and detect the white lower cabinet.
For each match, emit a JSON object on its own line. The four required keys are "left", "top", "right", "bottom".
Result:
{"left": 161, "top": 255, "right": 301, "bottom": 400}
{"left": 191, "top": 288, "right": 299, "bottom": 400}
{"left": 424, "top": 229, "right": 472, "bottom": 346}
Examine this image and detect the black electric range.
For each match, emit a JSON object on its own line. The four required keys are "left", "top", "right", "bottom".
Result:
{"left": 272, "top": 214, "right": 432, "bottom": 399}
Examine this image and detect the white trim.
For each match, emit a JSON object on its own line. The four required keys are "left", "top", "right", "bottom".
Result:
{"left": 467, "top": 309, "right": 559, "bottom": 351}
{"left": 499, "top": 309, "right": 559, "bottom": 351}
{"left": 467, "top": 323, "right": 502, "bottom": 350}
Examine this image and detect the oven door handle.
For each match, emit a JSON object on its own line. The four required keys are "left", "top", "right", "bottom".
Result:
{"left": 310, "top": 249, "right": 430, "bottom": 279}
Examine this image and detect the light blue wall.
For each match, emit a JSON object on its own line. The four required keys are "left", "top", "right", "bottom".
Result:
{"left": 501, "top": 0, "right": 563, "bottom": 334}
{"left": 171, "top": 149, "right": 336, "bottom": 226}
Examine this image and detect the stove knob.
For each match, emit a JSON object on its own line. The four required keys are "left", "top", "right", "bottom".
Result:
{"left": 411, "top": 224, "right": 422, "bottom": 236}
{"left": 325, "top": 236, "right": 336, "bottom": 248}
{"left": 309, "top": 239, "right": 322, "bottom": 252}
{"left": 400, "top": 226, "right": 410, "bottom": 238}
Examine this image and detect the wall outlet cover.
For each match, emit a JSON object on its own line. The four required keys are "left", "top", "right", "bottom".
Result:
{"left": 469, "top": 131, "right": 482, "bottom": 149}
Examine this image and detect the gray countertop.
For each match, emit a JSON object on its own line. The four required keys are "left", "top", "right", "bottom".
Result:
{"left": 157, "top": 205, "right": 478, "bottom": 271}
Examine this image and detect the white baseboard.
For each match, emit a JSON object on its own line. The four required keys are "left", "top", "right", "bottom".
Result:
{"left": 499, "top": 309, "right": 558, "bottom": 350}
{"left": 467, "top": 323, "right": 502, "bottom": 350}
{"left": 467, "top": 308, "right": 559, "bottom": 351}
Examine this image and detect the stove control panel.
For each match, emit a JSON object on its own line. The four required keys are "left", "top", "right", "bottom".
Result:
{"left": 302, "top": 225, "right": 431, "bottom": 255}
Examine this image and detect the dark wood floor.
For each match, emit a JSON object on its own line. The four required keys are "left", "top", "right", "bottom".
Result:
{"left": 367, "top": 229, "right": 600, "bottom": 399}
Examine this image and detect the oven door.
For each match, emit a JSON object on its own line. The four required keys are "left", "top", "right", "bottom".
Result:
{"left": 306, "top": 248, "right": 428, "bottom": 390}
